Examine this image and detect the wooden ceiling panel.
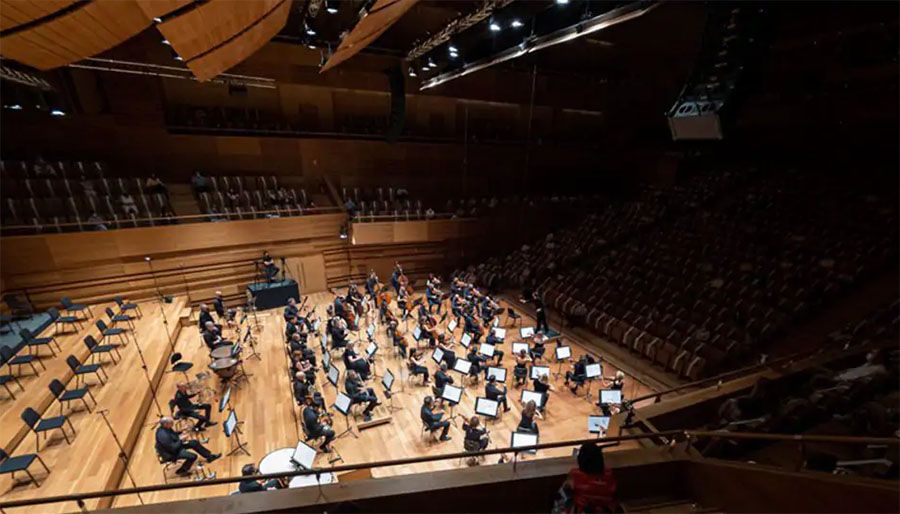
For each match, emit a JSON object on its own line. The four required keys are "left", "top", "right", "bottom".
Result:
{"left": 187, "top": 0, "right": 290, "bottom": 81}
{"left": 134, "top": 0, "right": 193, "bottom": 20}
{"left": 158, "top": 0, "right": 281, "bottom": 61}
{"left": 0, "top": 0, "right": 77, "bottom": 32}
{"left": 0, "top": 0, "right": 153, "bottom": 69}
{"left": 320, "top": 0, "right": 420, "bottom": 72}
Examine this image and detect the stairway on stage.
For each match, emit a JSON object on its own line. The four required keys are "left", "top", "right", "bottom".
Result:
{"left": 0, "top": 297, "right": 186, "bottom": 514}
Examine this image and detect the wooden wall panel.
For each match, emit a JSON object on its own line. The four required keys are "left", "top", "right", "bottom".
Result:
{"left": 393, "top": 221, "right": 428, "bottom": 243}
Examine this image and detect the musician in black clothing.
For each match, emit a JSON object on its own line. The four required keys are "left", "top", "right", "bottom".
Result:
{"left": 239, "top": 464, "right": 285, "bottom": 493}
{"left": 463, "top": 415, "right": 489, "bottom": 451}
{"left": 173, "top": 383, "right": 215, "bottom": 430}
{"left": 433, "top": 363, "right": 454, "bottom": 403}
{"left": 284, "top": 298, "right": 299, "bottom": 321}
{"left": 202, "top": 321, "right": 231, "bottom": 350}
{"left": 302, "top": 396, "right": 336, "bottom": 452}
{"left": 262, "top": 251, "right": 279, "bottom": 282}
{"left": 485, "top": 375, "right": 511, "bottom": 412}
{"left": 533, "top": 374, "right": 553, "bottom": 412}
{"left": 288, "top": 333, "right": 316, "bottom": 366}
{"left": 155, "top": 417, "right": 220, "bottom": 476}
{"left": 533, "top": 292, "right": 549, "bottom": 334}
{"left": 345, "top": 370, "right": 378, "bottom": 422}
{"left": 407, "top": 349, "right": 430, "bottom": 384}
{"left": 420, "top": 396, "right": 451, "bottom": 441}
{"left": 565, "top": 355, "right": 589, "bottom": 394}
{"left": 198, "top": 304, "right": 218, "bottom": 332}
{"left": 467, "top": 346, "right": 488, "bottom": 377}
{"left": 342, "top": 342, "right": 372, "bottom": 380}
{"left": 213, "top": 291, "right": 227, "bottom": 319}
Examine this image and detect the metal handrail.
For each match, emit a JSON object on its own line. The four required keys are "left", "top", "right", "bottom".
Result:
{"left": 0, "top": 206, "right": 346, "bottom": 232}
{"left": 1, "top": 430, "right": 895, "bottom": 509}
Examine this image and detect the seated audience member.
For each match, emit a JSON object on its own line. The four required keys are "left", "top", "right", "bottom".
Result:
{"left": 88, "top": 211, "right": 108, "bottom": 231}
{"left": 555, "top": 443, "right": 617, "bottom": 514}
{"left": 120, "top": 192, "right": 138, "bottom": 215}
{"left": 239, "top": 464, "right": 286, "bottom": 493}
{"left": 146, "top": 173, "right": 167, "bottom": 195}
{"left": 191, "top": 170, "right": 210, "bottom": 196}
{"left": 420, "top": 396, "right": 451, "bottom": 441}
{"left": 155, "top": 417, "right": 220, "bottom": 476}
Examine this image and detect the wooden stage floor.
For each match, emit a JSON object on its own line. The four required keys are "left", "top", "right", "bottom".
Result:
{"left": 0, "top": 292, "right": 655, "bottom": 512}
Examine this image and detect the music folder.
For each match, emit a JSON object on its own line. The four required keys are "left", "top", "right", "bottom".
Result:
{"left": 585, "top": 362, "right": 602, "bottom": 379}
{"left": 510, "top": 431, "right": 538, "bottom": 454}
{"left": 323, "top": 350, "right": 331, "bottom": 370}
{"left": 478, "top": 342, "right": 495, "bottom": 357}
{"left": 366, "top": 342, "right": 378, "bottom": 358}
{"left": 366, "top": 324, "right": 375, "bottom": 339}
{"left": 491, "top": 327, "right": 506, "bottom": 340}
{"left": 530, "top": 365, "right": 550, "bottom": 380}
{"left": 600, "top": 389, "right": 622, "bottom": 405}
{"left": 224, "top": 410, "right": 238, "bottom": 437}
{"left": 486, "top": 366, "right": 507, "bottom": 382}
{"left": 327, "top": 365, "right": 340, "bottom": 386}
{"left": 413, "top": 326, "right": 422, "bottom": 340}
{"left": 447, "top": 319, "right": 458, "bottom": 332}
{"left": 382, "top": 369, "right": 395, "bottom": 391}
{"left": 334, "top": 392, "right": 352, "bottom": 415}
{"left": 441, "top": 384, "right": 463, "bottom": 404}
{"left": 520, "top": 326, "right": 535, "bottom": 338}
{"left": 453, "top": 359, "right": 472, "bottom": 375}
{"left": 291, "top": 440, "right": 317, "bottom": 470}
{"left": 432, "top": 348, "right": 444, "bottom": 364}
{"left": 218, "top": 386, "right": 232, "bottom": 413}
{"left": 588, "top": 415, "right": 610, "bottom": 434}
{"left": 460, "top": 332, "right": 472, "bottom": 348}
{"left": 520, "top": 389, "right": 544, "bottom": 407}
{"left": 512, "top": 342, "right": 529, "bottom": 355}
{"left": 475, "top": 397, "right": 499, "bottom": 418}
{"left": 555, "top": 346, "right": 572, "bottom": 361}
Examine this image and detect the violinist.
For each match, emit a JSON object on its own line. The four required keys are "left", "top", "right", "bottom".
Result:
{"left": 463, "top": 415, "right": 490, "bottom": 452}
{"left": 463, "top": 308, "right": 483, "bottom": 345}
{"left": 513, "top": 349, "right": 533, "bottom": 387}
{"left": 485, "top": 375, "right": 511, "bottom": 412}
{"left": 484, "top": 329, "right": 505, "bottom": 364}
{"left": 467, "top": 345, "right": 488, "bottom": 378}
{"left": 342, "top": 341, "right": 372, "bottom": 380}
{"left": 407, "top": 348, "right": 430, "bottom": 384}
{"left": 397, "top": 284, "right": 410, "bottom": 319}
{"left": 425, "top": 274, "right": 443, "bottom": 314}
{"left": 450, "top": 292, "right": 464, "bottom": 324}
{"left": 437, "top": 332, "right": 457, "bottom": 368}
{"left": 302, "top": 395, "right": 335, "bottom": 452}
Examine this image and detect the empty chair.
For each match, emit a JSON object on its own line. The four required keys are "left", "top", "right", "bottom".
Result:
{"left": 20, "top": 328, "right": 61, "bottom": 357}
{"left": 0, "top": 448, "right": 50, "bottom": 488}
{"left": 84, "top": 334, "right": 121, "bottom": 364}
{"left": 105, "top": 307, "right": 135, "bottom": 330}
{"left": 60, "top": 297, "right": 92, "bottom": 318}
{"left": 96, "top": 319, "right": 131, "bottom": 346}
{"left": 170, "top": 352, "right": 194, "bottom": 382}
{"left": 21, "top": 407, "right": 75, "bottom": 452}
{"left": 114, "top": 296, "right": 143, "bottom": 318}
{"left": 1, "top": 345, "right": 45, "bottom": 377}
{"left": 49, "top": 378, "right": 96, "bottom": 415}
{"left": 1, "top": 366, "right": 24, "bottom": 399}
{"left": 48, "top": 307, "right": 83, "bottom": 334}
{"left": 66, "top": 355, "right": 107, "bottom": 388}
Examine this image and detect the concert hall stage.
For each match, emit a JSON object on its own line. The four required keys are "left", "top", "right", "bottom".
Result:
{"left": 248, "top": 279, "right": 300, "bottom": 310}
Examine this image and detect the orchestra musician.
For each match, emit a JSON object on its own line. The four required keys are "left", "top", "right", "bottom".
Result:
{"left": 597, "top": 371, "right": 626, "bottom": 412}
{"left": 425, "top": 274, "right": 443, "bottom": 314}
{"left": 484, "top": 330, "right": 505, "bottom": 364}
{"left": 467, "top": 345, "right": 488, "bottom": 378}
{"left": 533, "top": 373, "right": 554, "bottom": 412}
{"left": 485, "top": 375, "right": 511, "bottom": 412}
{"left": 213, "top": 291, "right": 230, "bottom": 322}
{"left": 292, "top": 352, "right": 317, "bottom": 384}
{"left": 342, "top": 341, "right": 372, "bottom": 380}
{"left": 377, "top": 286, "right": 393, "bottom": 324}
{"left": 202, "top": 321, "right": 232, "bottom": 351}
{"left": 565, "top": 355, "right": 593, "bottom": 394}
{"left": 420, "top": 396, "right": 451, "bottom": 441}
{"left": 390, "top": 263, "right": 403, "bottom": 295}
{"left": 302, "top": 395, "right": 336, "bottom": 452}
{"left": 198, "top": 304, "right": 219, "bottom": 332}
{"left": 327, "top": 307, "right": 349, "bottom": 350}
{"left": 365, "top": 270, "right": 380, "bottom": 298}
{"left": 433, "top": 362, "right": 454, "bottom": 405}
{"left": 387, "top": 320, "right": 409, "bottom": 357}
{"left": 530, "top": 332, "right": 548, "bottom": 363}
{"left": 518, "top": 400, "right": 543, "bottom": 435}
{"left": 463, "top": 416, "right": 490, "bottom": 452}
{"left": 155, "top": 417, "right": 220, "bottom": 476}
{"left": 344, "top": 370, "right": 378, "bottom": 422}
{"left": 284, "top": 298, "right": 300, "bottom": 321}
{"left": 513, "top": 349, "right": 533, "bottom": 387}
{"left": 407, "top": 349, "right": 430, "bottom": 384}
{"left": 262, "top": 250, "right": 279, "bottom": 283}
{"left": 397, "top": 283, "right": 410, "bottom": 319}
{"left": 239, "top": 463, "right": 286, "bottom": 492}
{"left": 172, "top": 383, "right": 215, "bottom": 431}
{"left": 437, "top": 333, "right": 457, "bottom": 368}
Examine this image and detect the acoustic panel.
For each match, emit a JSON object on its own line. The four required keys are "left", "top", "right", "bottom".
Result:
{"left": 320, "top": 0, "right": 419, "bottom": 73}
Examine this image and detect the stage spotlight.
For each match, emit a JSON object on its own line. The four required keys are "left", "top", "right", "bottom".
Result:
{"left": 427, "top": 59, "right": 437, "bottom": 68}
{"left": 161, "top": 39, "right": 171, "bottom": 46}
{"left": 174, "top": 55, "right": 184, "bottom": 61}
{"left": 325, "top": 0, "right": 339, "bottom": 14}
{"left": 511, "top": 19, "right": 524, "bottom": 28}
{"left": 408, "top": 68, "right": 417, "bottom": 77}
{"left": 50, "top": 109, "right": 65, "bottom": 116}
{"left": 448, "top": 45, "right": 458, "bottom": 53}
{"left": 490, "top": 21, "right": 501, "bottom": 32}
{"left": 556, "top": 0, "right": 569, "bottom": 4}
{"left": 152, "top": 17, "right": 162, "bottom": 23}
{"left": 7, "top": 104, "right": 22, "bottom": 110}
{"left": 305, "top": 23, "right": 317, "bottom": 36}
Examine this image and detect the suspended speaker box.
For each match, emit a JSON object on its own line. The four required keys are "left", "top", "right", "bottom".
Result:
{"left": 385, "top": 65, "right": 406, "bottom": 143}
{"left": 667, "top": 100, "right": 724, "bottom": 140}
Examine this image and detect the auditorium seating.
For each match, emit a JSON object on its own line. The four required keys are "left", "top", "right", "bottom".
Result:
{"left": 0, "top": 159, "right": 174, "bottom": 233}
{"left": 195, "top": 174, "right": 314, "bottom": 220}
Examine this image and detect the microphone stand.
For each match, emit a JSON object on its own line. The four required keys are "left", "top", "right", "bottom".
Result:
{"left": 97, "top": 409, "right": 144, "bottom": 505}
{"left": 145, "top": 257, "right": 176, "bottom": 353}
{"left": 131, "top": 332, "right": 164, "bottom": 424}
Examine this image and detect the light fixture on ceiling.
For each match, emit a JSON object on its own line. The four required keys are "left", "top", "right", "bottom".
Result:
{"left": 50, "top": 109, "right": 66, "bottom": 116}
{"left": 153, "top": 17, "right": 162, "bottom": 23}
{"left": 7, "top": 104, "right": 22, "bottom": 110}
{"left": 490, "top": 21, "right": 501, "bottom": 32}
{"left": 174, "top": 55, "right": 184, "bottom": 61}
{"left": 325, "top": 0, "right": 339, "bottom": 14}
{"left": 511, "top": 19, "right": 524, "bottom": 28}
{"left": 408, "top": 67, "right": 417, "bottom": 77}
{"left": 427, "top": 59, "right": 437, "bottom": 68}
{"left": 305, "top": 23, "right": 317, "bottom": 36}
{"left": 556, "top": 0, "right": 569, "bottom": 5}
{"left": 161, "top": 39, "right": 171, "bottom": 46}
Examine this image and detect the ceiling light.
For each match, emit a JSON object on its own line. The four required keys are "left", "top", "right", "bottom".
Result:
{"left": 408, "top": 68, "right": 417, "bottom": 77}
{"left": 326, "top": 6, "right": 338, "bottom": 14}
{"left": 427, "top": 59, "right": 436, "bottom": 68}
{"left": 448, "top": 45, "right": 458, "bottom": 53}
{"left": 7, "top": 104, "right": 22, "bottom": 110}
{"left": 174, "top": 55, "right": 184, "bottom": 61}
{"left": 490, "top": 22, "right": 501, "bottom": 32}
{"left": 511, "top": 19, "right": 524, "bottom": 28}
{"left": 50, "top": 109, "right": 65, "bottom": 116}
{"left": 556, "top": 0, "right": 569, "bottom": 4}
{"left": 153, "top": 17, "right": 162, "bottom": 23}
{"left": 306, "top": 27, "right": 316, "bottom": 36}
{"left": 161, "top": 39, "right": 171, "bottom": 46}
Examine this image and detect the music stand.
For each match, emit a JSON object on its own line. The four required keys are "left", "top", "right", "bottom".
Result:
{"left": 519, "top": 326, "right": 535, "bottom": 338}
{"left": 554, "top": 346, "right": 572, "bottom": 379}
{"left": 460, "top": 332, "right": 472, "bottom": 348}
{"left": 366, "top": 342, "right": 380, "bottom": 378}
{"left": 520, "top": 389, "right": 545, "bottom": 409}
{"left": 530, "top": 365, "right": 550, "bottom": 381}
{"left": 475, "top": 397, "right": 499, "bottom": 423}
{"left": 290, "top": 439, "right": 317, "bottom": 470}
{"left": 588, "top": 415, "right": 610, "bottom": 438}
{"left": 599, "top": 389, "right": 622, "bottom": 406}
{"left": 491, "top": 327, "right": 506, "bottom": 341}
{"left": 218, "top": 386, "right": 232, "bottom": 413}
{"left": 486, "top": 366, "right": 507, "bottom": 383}
{"left": 413, "top": 326, "right": 422, "bottom": 342}
{"left": 322, "top": 350, "right": 332, "bottom": 372}
{"left": 366, "top": 323, "right": 376, "bottom": 342}
{"left": 584, "top": 362, "right": 602, "bottom": 402}
{"left": 243, "top": 326, "right": 262, "bottom": 361}
{"left": 224, "top": 409, "right": 250, "bottom": 456}
{"left": 333, "top": 392, "right": 358, "bottom": 439}
{"left": 510, "top": 431, "right": 538, "bottom": 455}
{"left": 431, "top": 347, "right": 444, "bottom": 365}
{"left": 441, "top": 384, "right": 463, "bottom": 423}
{"left": 381, "top": 369, "right": 403, "bottom": 412}
{"left": 447, "top": 318, "right": 458, "bottom": 333}
{"left": 478, "top": 342, "right": 495, "bottom": 359}
{"left": 327, "top": 365, "right": 340, "bottom": 389}
{"left": 453, "top": 358, "right": 473, "bottom": 383}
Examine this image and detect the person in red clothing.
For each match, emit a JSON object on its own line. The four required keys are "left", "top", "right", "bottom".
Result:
{"left": 559, "top": 442, "right": 617, "bottom": 513}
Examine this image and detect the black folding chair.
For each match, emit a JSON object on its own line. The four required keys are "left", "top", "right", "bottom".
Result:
{"left": 170, "top": 352, "right": 194, "bottom": 382}
{"left": 507, "top": 307, "right": 522, "bottom": 327}
{"left": 21, "top": 407, "right": 76, "bottom": 452}
{"left": 0, "top": 448, "right": 51, "bottom": 487}
{"left": 95, "top": 319, "right": 131, "bottom": 346}
{"left": 105, "top": 307, "right": 135, "bottom": 330}
{"left": 66, "top": 355, "right": 107, "bottom": 388}
{"left": 1, "top": 345, "right": 44, "bottom": 377}
{"left": 84, "top": 334, "right": 121, "bottom": 365}
{"left": 1, "top": 368, "right": 24, "bottom": 399}
{"left": 60, "top": 296, "right": 93, "bottom": 318}
{"left": 48, "top": 307, "right": 83, "bottom": 334}
{"left": 20, "top": 328, "right": 61, "bottom": 357}
{"left": 114, "top": 296, "right": 143, "bottom": 318}
{"left": 49, "top": 378, "right": 96, "bottom": 415}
